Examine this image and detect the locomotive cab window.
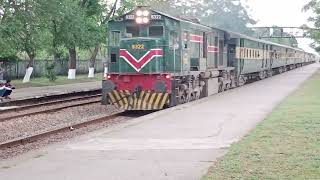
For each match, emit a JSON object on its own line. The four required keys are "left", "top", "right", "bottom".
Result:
{"left": 149, "top": 26, "right": 164, "bottom": 37}
{"left": 110, "top": 31, "right": 120, "bottom": 46}
{"left": 110, "top": 53, "right": 117, "bottom": 63}
{"left": 126, "top": 26, "right": 140, "bottom": 37}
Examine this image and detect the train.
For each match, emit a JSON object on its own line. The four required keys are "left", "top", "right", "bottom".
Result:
{"left": 101, "top": 6, "right": 316, "bottom": 110}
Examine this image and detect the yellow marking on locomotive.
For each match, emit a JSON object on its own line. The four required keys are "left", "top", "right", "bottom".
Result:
{"left": 137, "top": 91, "right": 145, "bottom": 109}
{"left": 132, "top": 44, "right": 145, "bottom": 49}
{"left": 160, "top": 93, "right": 169, "bottom": 108}
{"left": 108, "top": 90, "right": 170, "bottom": 110}
{"left": 148, "top": 93, "right": 157, "bottom": 110}
{"left": 143, "top": 92, "right": 151, "bottom": 110}
{"left": 108, "top": 92, "right": 116, "bottom": 104}
{"left": 118, "top": 91, "right": 126, "bottom": 109}
{"left": 133, "top": 94, "right": 138, "bottom": 109}
{"left": 153, "top": 93, "right": 162, "bottom": 109}
{"left": 113, "top": 91, "right": 123, "bottom": 107}
{"left": 121, "top": 90, "right": 129, "bottom": 109}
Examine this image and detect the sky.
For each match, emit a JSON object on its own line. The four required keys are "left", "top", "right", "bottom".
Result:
{"left": 241, "top": 0, "right": 316, "bottom": 53}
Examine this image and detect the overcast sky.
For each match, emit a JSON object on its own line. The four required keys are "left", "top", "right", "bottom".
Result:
{"left": 242, "top": 0, "right": 316, "bottom": 53}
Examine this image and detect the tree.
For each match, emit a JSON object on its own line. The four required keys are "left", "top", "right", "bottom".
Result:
{"left": 81, "top": 0, "right": 145, "bottom": 78}
{"left": 0, "top": 0, "right": 49, "bottom": 82}
{"left": 81, "top": 0, "right": 118, "bottom": 78}
{"left": 303, "top": 0, "right": 320, "bottom": 52}
{"left": 0, "top": 3, "right": 17, "bottom": 59}
{"left": 253, "top": 26, "right": 299, "bottom": 47}
{"left": 38, "top": 0, "right": 94, "bottom": 79}
{"left": 140, "top": 0, "right": 256, "bottom": 35}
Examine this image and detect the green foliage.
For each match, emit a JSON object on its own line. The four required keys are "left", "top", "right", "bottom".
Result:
{"left": 0, "top": 0, "right": 259, "bottom": 61}
{"left": 303, "top": 0, "right": 320, "bottom": 52}
{"left": 140, "top": 0, "right": 256, "bottom": 35}
{"left": 45, "top": 62, "right": 57, "bottom": 82}
{"left": 0, "top": 0, "right": 49, "bottom": 62}
{"left": 199, "top": 0, "right": 256, "bottom": 35}
{"left": 253, "top": 26, "right": 299, "bottom": 47}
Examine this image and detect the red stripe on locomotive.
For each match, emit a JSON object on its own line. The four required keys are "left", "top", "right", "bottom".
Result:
{"left": 207, "top": 46, "right": 219, "bottom": 53}
{"left": 119, "top": 49, "right": 163, "bottom": 72}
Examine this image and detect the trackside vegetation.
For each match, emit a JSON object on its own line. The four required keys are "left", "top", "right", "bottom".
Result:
{"left": 203, "top": 71, "right": 320, "bottom": 179}
{"left": 12, "top": 73, "right": 103, "bottom": 89}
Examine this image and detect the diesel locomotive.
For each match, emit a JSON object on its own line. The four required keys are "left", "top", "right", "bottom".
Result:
{"left": 102, "top": 6, "right": 316, "bottom": 110}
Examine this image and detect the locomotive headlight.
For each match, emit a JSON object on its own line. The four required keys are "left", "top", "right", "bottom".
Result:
{"left": 142, "top": 10, "right": 149, "bottom": 16}
{"left": 142, "top": 17, "right": 149, "bottom": 24}
{"left": 136, "top": 17, "right": 143, "bottom": 24}
{"left": 136, "top": 10, "right": 143, "bottom": 16}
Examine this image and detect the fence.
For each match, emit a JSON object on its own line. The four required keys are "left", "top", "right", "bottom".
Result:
{"left": 0, "top": 59, "right": 104, "bottom": 80}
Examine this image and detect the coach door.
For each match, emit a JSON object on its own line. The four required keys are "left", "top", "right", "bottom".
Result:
{"left": 270, "top": 46, "right": 274, "bottom": 68}
{"left": 227, "top": 44, "right": 236, "bottom": 67}
{"left": 182, "top": 31, "right": 190, "bottom": 72}
{"left": 169, "top": 31, "right": 181, "bottom": 73}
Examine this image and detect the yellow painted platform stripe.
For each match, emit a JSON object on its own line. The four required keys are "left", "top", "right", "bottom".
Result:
{"left": 148, "top": 93, "right": 157, "bottom": 110}
{"left": 153, "top": 93, "right": 162, "bottom": 109}
{"left": 159, "top": 93, "right": 169, "bottom": 108}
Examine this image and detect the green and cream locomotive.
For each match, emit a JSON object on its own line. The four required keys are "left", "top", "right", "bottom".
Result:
{"left": 102, "top": 6, "right": 316, "bottom": 110}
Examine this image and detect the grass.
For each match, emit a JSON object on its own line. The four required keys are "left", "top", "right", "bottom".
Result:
{"left": 12, "top": 73, "right": 104, "bottom": 89}
{"left": 203, "top": 71, "right": 320, "bottom": 180}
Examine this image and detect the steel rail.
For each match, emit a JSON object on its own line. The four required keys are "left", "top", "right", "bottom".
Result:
{"left": 0, "top": 95, "right": 102, "bottom": 122}
{"left": 0, "top": 112, "right": 126, "bottom": 149}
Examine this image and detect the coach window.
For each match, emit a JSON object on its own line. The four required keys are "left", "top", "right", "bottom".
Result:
{"left": 110, "top": 31, "right": 120, "bottom": 46}
{"left": 126, "top": 26, "right": 139, "bottom": 37}
{"left": 149, "top": 26, "right": 164, "bottom": 37}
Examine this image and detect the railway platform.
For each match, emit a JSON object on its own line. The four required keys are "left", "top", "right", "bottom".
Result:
{"left": 0, "top": 81, "right": 101, "bottom": 108}
{"left": 0, "top": 64, "right": 318, "bottom": 180}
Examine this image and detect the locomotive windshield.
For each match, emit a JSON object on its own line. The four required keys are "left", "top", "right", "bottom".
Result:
{"left": 124, "top": 25, "right": 164, "bottom": 38}
{"left": 126, "top": 26, "right": 139, "bottom": 37}
{"left": 149, "top": 26, "right": 163, "bottom": 37}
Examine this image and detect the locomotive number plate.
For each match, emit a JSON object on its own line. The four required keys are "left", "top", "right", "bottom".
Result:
{"left": 132, "top": 44, "right": 145, "bottom": 49}
{"left": 151, "top": 15, "right": 162, "bottom": 20}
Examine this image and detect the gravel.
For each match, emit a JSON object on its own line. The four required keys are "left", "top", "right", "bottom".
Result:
{"left": 0, "top": 97, "right": 101, "bottom": 119}
{"left": 0, "top": 112, "right": 132, "bottom": 160}
{"left": 0, "top": 102, "right": 132, "bottom": 160}
{"left": 0, "top": 102, "right": 122, "bottom": 143}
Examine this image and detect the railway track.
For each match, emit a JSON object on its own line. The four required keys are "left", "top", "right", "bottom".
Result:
{"left": 0, "top": 94, "right": 102, "bottom": 122}
{"left": 0, "top": 112, "right": 127, "bottom": 150}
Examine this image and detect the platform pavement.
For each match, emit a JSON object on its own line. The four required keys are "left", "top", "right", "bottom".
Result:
{"left": 3, "top": 81, "right": 101, "bottom": 101}
{"left": 0, "top": 64, "right": 319, "bottom": 180}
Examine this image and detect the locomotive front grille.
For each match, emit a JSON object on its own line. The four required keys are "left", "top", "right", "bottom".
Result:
{"left": 107, "top": 90, "right": 169, "bottom": 110}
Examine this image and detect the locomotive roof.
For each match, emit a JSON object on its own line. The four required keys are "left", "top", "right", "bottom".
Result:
{"left": 112, "top": 7, "right": 307, "bottom": 53}
{"left": 152, "top": 8, "right": 306, "bottom": 52}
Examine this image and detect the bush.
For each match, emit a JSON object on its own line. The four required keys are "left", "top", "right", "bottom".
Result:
{"left": 45, "top": 62, "right": 57, "bottom": 82}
